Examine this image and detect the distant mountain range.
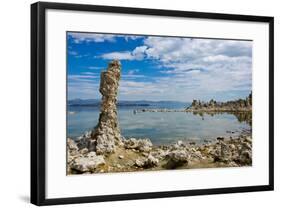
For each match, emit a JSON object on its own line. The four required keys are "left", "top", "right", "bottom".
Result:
{"left": 68, "top": 99, "right": 189, "bottom": 108}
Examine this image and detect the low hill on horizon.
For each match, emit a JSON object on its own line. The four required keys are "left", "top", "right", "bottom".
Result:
{"left": 68, "top": 99, "right": 190, "bottom": 107}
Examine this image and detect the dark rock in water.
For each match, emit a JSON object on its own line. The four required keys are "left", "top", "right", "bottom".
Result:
{"left": 86, "top": 60, "right": 122, "bottom": 154}
{"left": 203, "top": 139, "right": 211, "bottom": 143}
{"left": 217, "top": 137, "right": 225, "bottom": 141}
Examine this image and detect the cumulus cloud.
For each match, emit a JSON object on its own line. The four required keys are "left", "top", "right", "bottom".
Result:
{"left": 145, "top": 37, "right": 251, "bottom": 99}
{"left": 101, "top": 46, "right": 148, "bottom": 60}
{"left": 68, "top": 33, "right": 252, "bottom": 101}
{"left": 68, "top": 32, "right": 145, "bottom": 44}
{"left": 143, "top": 37, "right": 252, "bottom": 64}
{"left": 124, "top": 35, "right": 143, "bottom": 41}
{"left": 68, "top": 32, "right": 117, "bottom": 43}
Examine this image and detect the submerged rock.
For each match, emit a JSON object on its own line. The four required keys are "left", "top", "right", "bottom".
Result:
{"left": 217, "top": 137, "right": 225, "bottom": 141}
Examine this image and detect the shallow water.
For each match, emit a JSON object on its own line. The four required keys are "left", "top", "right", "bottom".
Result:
{"left": 67, "top": 105, "right": 251, "bottom": 145}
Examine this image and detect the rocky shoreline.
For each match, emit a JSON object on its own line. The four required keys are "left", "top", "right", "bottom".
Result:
{"left": 133, "top": 108, "right": 251, "bottom": 113}
{"left": 133, "top": 108, "right": 186, "bottom": 113}
{"left": 67, "top": 133, "right": 252, "bottom": 174}
{"left": 133, "top": 93, "right": 252, "bottom": 114}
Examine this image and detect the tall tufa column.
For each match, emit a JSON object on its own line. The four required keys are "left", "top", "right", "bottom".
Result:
{"left": 89, "top": 60, "right": 122, "bottom": 154}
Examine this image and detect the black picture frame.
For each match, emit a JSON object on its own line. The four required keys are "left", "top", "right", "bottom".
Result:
{"left": 31, "top": 1, "right": 274, "bottom": 206}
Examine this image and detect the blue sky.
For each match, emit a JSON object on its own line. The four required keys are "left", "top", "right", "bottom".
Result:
{"left": 67, "top": 32, "right": 252, "bottom": 102}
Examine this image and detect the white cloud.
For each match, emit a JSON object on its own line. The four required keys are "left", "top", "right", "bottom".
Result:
{"left": 145, "top": 37, "right": 252, "bottom": 99}
{"left": 143, "top": 37, "right": 252, "bottom": 64}
{"left": 68, "top": 50, "right": 78, "bottom": 56}
{"left": 68, "top": 81, "right": 100, "bottom": 99}
{"left": 87, "top": 66, "right": 102, "bottom": 70}
{"left": 101, "top": 51, "right": 133, "bottom": 60}
{"left": 68, "top": 33, "right": 145, "bottom": 44}
{"left": 68, "top": 74, "right": 97, "bottom": 82}
{"left": 68, "top": 50, "right": 90, "bottom": 58}
{"left": 69, "top": 35, "right": 252, "bottom": 101}
{"left": 131, "top": 46, "right": 148, "bottom": 60}
{"left": 124, "top": 35, "right": 143, "bottom": 41}
{"left": 122, "top": 74, "right": 145, "bottom": 79}
{"left": 68, "top": 32, "right": 117, "bottom": 43}
{"left": 81, "top": 72, "right": 97, "bottom": 75}
{"left": 119, "top": 80, "right": 165, "bottom": 98}
{"left": 127, "top": 69, "right": 139, "bottom": 75}
{"left": 101, "top": 46, "right": 148, "bottom": 60}
{"left": 68, "top": 73, "right": 100, "bottom": 99}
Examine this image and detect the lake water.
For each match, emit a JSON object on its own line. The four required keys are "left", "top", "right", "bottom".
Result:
{"left": 67, "top": 105, "right": 251, "bottom": 145}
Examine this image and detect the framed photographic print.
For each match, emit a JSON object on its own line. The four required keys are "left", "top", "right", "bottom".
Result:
{"left": 31, "top": 1, "right": 274, "bottom": 206}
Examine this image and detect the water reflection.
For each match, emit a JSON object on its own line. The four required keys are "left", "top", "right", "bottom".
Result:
{"left": 67, "top": 106, "right": 252, "bottom": 145}
{"left": 192, "top": 111, "right": 252, "bottom": 126}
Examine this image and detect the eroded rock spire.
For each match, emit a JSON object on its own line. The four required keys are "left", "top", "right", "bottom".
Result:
{"left": 88, "top": 60, "right": 122, "bottom": 154}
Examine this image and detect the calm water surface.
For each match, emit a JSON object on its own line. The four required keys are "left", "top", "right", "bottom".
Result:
{"left": 67, "top": 106, "right": 251, "bottom": 145}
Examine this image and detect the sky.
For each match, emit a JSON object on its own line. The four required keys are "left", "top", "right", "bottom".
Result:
{"left": 67, "top": 32, "right": 252, "bottom": 102}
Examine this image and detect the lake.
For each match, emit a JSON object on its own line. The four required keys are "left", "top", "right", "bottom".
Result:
{"left": 67, "top": 103, "right": 251, "bottom": 145}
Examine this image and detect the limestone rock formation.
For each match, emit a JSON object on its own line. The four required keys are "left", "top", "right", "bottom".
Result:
{"left": 186, "top": 92, "right": 252, "bottom": 112}
{"left": 123, "top": 138, "right": 153, "bottom": 152}
{"left": 218, "top": 141, "right": 232, "bottom": 162}
{"left": 71, "top": 152, "right": 105, "bottom": 172}
{"left": 166, "top": 149, "right": 190, "bottom": 168}
{"left": 135, "top": 154, "right": 159, "bottom": 168}
{"left": 88, "top": 60, "right": 122, "bottom": 154}
{"left": 67, "top": 138, "right": 78, "bottom": 155}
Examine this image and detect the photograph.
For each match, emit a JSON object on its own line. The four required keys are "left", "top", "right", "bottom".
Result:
{"left": 66, "top": 32, "right": 253, "bottom": 175}
{"left": 29, "top": 1, "right": 274, "bottom": 205}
